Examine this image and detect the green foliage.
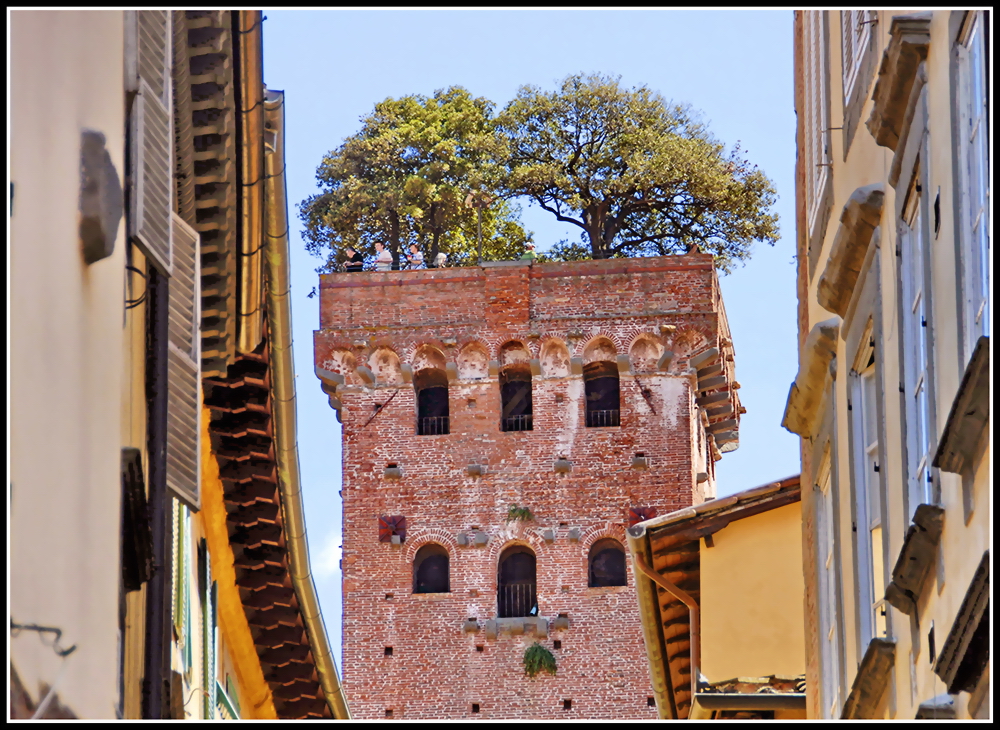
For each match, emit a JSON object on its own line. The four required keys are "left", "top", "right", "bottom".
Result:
{"left": 506, "top": 504, "right": 535, "bottom": 523}
{"left": 523, "top": 642, "right": 557, "bottom": 678}
{"left": 496, "top": 73, "right": 780, "bottom": 272}
{"left": 299, "top": 86, "right": 530, "bottom": 272}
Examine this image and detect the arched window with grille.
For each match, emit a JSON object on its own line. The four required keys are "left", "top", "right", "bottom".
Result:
{"left": 584, "top": 361, "right": 620, "bottom": 427}
{"left": 414, "top": 367, "right": 449, "bottom": 435}
{"left": 497, "top": 545, "right": 536, "bottom": 617}
{"left": 588, "top": 538, "right": 627, "bottom": 587}
{"left": 500, "top": 363, "right": 533, "bottom": 431}
{"left": 413, "top": 543, "right": 450, "bottom": 594}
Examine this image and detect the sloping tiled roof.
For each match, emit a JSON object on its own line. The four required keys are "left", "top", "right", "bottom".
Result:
{"left": 182, "top": 11, "right": 347, "bottom": 719}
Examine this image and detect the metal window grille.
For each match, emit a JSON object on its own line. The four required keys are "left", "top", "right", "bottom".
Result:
{"left": 497, "top": 583, "right": 537, "bottom": 618}
{"left": 417, "top": 416, "right": 450, "bottom": 435}
{"left": 501, "top": 414, "right": 533, "bottom": 432}
{"left": 586, "top": 409, "right": 620, "bottom": 428}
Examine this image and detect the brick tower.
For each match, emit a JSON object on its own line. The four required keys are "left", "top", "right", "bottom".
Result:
{"left": 314, "top": 254, "right": 741, "bottom": 720}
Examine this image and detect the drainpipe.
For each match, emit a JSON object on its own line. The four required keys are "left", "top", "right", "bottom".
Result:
{"left": 263, "top": 88, "right": 350, "bottom": 719}
{"left": 631, "top": 549, "right": 701, "bottom": 715}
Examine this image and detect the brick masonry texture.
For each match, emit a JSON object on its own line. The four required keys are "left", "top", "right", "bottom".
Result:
{"left": 315, "top": 254, "right": 738, "bottom": 719}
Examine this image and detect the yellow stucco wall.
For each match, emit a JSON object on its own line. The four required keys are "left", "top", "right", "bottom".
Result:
{"left": 199, "top": 404, "right": 278, "bottom": 719}
{"left": 699, "top": 503, "right": 806, "bottom": 682}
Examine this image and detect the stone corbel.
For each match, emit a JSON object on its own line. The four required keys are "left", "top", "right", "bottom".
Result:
{"left": 781, "top": 317, "right": 841, "bottom": 437}
{"left": 817, "top": 185, "right": 885, "bottom": 316}
{"left": 355, "top": 365, "right": 375, "bottom": 386}
{"left": 883, "top": 504, "right": 945, "bottom": 615}
{"left": 865, "top": 12, "right": 932, "bottom": 151}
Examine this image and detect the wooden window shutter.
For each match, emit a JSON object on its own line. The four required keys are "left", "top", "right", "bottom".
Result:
{"left": 129, "top": 10, "right": 173, "bottom": 274}
{"left": 121, "top": 447, "right": 154, "bottom": 591}
{"left": 137, "top": 10, "right": 171, "bottom": 106}
{"left": 166, "top": 213, "right": 201, "bottom": 510}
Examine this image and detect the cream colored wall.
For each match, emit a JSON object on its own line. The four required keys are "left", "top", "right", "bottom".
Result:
{"left": 797, "top": 10, "right": 990, "bottom": 719}
{"left": 700, "top": 503, "right": 806, "bottom": 682}
{"left": 9, "top": 10, "right": 126, "bottom": 719}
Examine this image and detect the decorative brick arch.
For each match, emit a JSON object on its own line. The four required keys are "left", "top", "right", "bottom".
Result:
{"left": 409, "top": 344, "right": 448, "bottom": 371}
{"left": 403, "top": 528, "right": 460, "bottom": 563}
{"left": 577, "top": 522, "right": 628, "bottom": 560}
{"left": 579, "top": 332, "right": 623, "bottom": 361}
{"left": 628, "top": 333, "right": 663, "bottom": 372}
{"left": 457, "top": 340, "right": 490, "bottom": 380}
{"left": 498, "top": 339, "right": 531, "bottom": 366}
{"left": 319, "top": 347, "right": 360, "bottom": 386}
{"left": 538, "top": 336, "right": 571, "bottom": 378}
{"left": 486, "top": 525, "right": 546, "bottom": 566}
{"left": 671, "top": 326, "right": 712, "bottom": 361}
{"left": 368, "top": 347, "right": 404, "bottom": 386}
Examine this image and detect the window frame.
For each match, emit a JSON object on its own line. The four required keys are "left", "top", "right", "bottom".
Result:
{"left": 815, "top": 450, "right": 843, "bottom": 718}
{"left": 954, "top": 10, "right": 991, "bottom": 363}
{"left": 899, "top": 181, "right": 937, "bottom": 515}
{"left": 412, "top": 543, "right": 451, "bottom": 594}
{"left": 848, "top": 322, "right": 889, "bottom": 651}
{"left": 587, "top": 538, "right": 628, "bottom": 588}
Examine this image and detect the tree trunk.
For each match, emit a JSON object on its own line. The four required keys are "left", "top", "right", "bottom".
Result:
{"left": 585, "top": 203, "right": 607, "bottom": 259}
{"left": 388, "top": 211, "right": 401, "bottom": 268}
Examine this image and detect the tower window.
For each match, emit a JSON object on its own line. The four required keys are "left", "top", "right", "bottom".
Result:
{"left": 588, "top": 538, "right": 627, "bottom": 587}
{"left": 414, "top": 367, "right": 449, "bottom": 435}
{"left": 563, "top": 699, "right": 573, "bottom": 711}
{"left": 583, "top": 361, "right": 620, "bottom": 427}
{"left": 499, "top": 364, "right": 533, "bottom": 431}
{"left": 413, "top": 543, "right": 450, "bottom": 593}
{"left": 497, "top": 545, "right": 536, "bottom": 618}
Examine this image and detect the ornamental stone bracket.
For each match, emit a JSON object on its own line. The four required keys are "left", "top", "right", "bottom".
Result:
{"left": 482, "top": 617, "right": 549, "bottom": 640}
{"left": 883, "top": 503, "right": 945, "bottom": 615}
{"left": 817, "top": 185, "right": 885, "bottom": 316}
{"left": 841, "top": 638, "right": 896, "bottom": 719}
{"left": 933, "top": 336, "right": 989, "bottom": 475}
{"left": 865, "top": 12, "right": 932, "bottom": 151}
{"left": 781, "top": 317, "right": 841, "bottom": 438}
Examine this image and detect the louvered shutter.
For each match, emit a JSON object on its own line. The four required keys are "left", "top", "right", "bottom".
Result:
{"left": 166, "top": 213, "right": 201, "bottom": 511}
{"left": 129, "top": 10, "right": 173, "bottom": 274}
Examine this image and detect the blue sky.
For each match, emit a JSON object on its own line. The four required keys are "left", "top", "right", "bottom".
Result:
{"left": 262, "top": 8, "right": 800, "bottom": 667}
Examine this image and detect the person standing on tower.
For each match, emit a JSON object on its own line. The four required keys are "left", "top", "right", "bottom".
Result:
{"left": 343, "top": 246, "right": 364, "bottom": 272}
{"left": 374, "top": 241, "right": 393, "bottom": 272}
{"left": 406, "top": 244, "right": 424, "bottom": 270}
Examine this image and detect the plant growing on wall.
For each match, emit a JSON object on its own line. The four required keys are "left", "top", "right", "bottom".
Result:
{"left": 506, "top": 504, "right": 535, "bottom": 523}
{"left": 523, "top": 642, "right": 557, "bottom": 678}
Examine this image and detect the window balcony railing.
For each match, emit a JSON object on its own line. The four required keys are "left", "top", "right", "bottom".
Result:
{"left": 501, "top": 414, "right": 533, "bottom": 432}
{"left": 417, "top": 416, "right": 449, "bottom": 435}
{"left": 498, "top": 582, "right": 537, "bottom": 618}
{"left": 586, "top": 408, "right": 620, "bottom": 428}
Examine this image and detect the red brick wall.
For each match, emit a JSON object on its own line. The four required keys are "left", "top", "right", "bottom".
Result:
{"left": 316, "top": 254, "right": 733, "bottom": 719}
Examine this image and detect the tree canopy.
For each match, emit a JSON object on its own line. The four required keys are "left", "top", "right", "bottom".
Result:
{"left": 496, "top": 73, "right": 779, "bottom": 271}
{"left": 299, "top": 86, "right": 530, "bottom": 271}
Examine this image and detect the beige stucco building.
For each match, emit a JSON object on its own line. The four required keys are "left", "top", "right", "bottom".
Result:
{"left": 785, "top": 10, "right": 989, "bottom": 719}
{"left": 627, "top": 475, "right": 808, "bottom": 720}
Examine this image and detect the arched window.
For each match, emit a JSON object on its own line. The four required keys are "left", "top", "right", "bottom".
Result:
{"left": 414, "top": 368, "right": 449, "bottom": 435}
{"left": 497, "top": 545, "right": 536, "bottom": 618}
{"left": 500, "top": 364, "right": 533, "bottom": 431}
{"left": 413, "top": 543, "right": 450, "bottom": 593}
{"left": 584, "top": 361, "right": 620, "bottom": 427}
{"left": 589, "top": 538, "right": 627, "bottom": 587}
